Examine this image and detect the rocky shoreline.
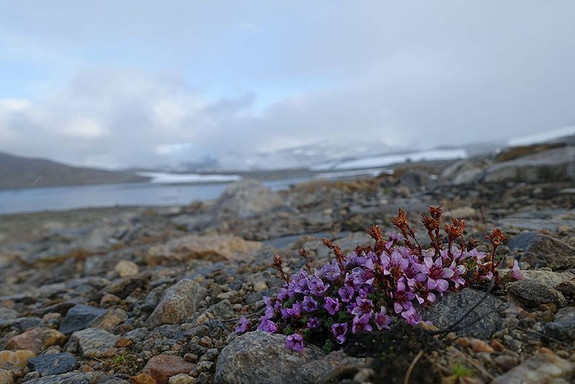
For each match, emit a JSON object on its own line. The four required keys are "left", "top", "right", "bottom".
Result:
{"left": 1, "top": 145, "right": 575, "bottom": 383}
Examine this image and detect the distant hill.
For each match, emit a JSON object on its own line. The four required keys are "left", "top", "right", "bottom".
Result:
{"left": 0, "top": 152, "right": 148, "bottom": 190}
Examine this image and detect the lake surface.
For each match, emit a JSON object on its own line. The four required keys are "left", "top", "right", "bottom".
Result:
{"left": 0, "top": 177, "right": 310, "bottom": 215}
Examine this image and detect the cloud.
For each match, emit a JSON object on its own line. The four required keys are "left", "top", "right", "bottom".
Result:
{"left": 2, "top": 2, "right": 575, "bottom": 170}
{"left": 0, "top": 69, "right": 246, "bottom": 168}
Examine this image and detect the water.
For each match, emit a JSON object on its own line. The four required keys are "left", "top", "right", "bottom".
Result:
{"left": 0, "top": 177, "right": 310, "bottom": 215}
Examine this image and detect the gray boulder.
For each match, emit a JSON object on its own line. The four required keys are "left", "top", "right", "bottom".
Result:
{"left": 419, "top": 288, "right": 505, "bottom": 339}
{"left": 214, "top": 331, "right": 325, "bottom": 384}
{"left": 485, "top": 146, "right": 575, "bottom": 183}
{"left": 507, "top": 232, "right": 575, "bottom": 270}
{"left": 214, "top": 180, "right": 284, "bottom": 219}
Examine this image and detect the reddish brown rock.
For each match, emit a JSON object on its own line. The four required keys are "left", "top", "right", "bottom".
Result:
{"left": 6, "top": 328, "right": 66, "bottom": 353}
{"left": 130, "top": 373, "right": 157, "bottom": 384}
{"left": 144, "top": 355, "right": 196, "bottom": 384}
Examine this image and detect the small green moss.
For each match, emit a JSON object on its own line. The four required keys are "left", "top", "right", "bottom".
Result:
{"left": 451, "top": 363, "right": 473, "bottom": 378}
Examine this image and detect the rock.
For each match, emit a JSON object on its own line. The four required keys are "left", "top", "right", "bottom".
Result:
{"left": 507, "top": 232, "right": 575, "bottom": 270}
{"left": 440, "top": 161, "right": 485, "bottom": 185}
{"left": 168, "top": 373, "right": 195, "bottom": 383}
{"left": 214, "top": 331, "right": 325, "bottom": 384}
{"left": 115, "top": 260, "right": 139, "bottom": 277}
{"left": 147, "top": 235, "right": 262, "bottom": 265}
{"left": 419, "top": 289, "right": 504, "bottom": 339}
{"left": 59, "top": 304, "right": 106, "bottom": 335}
{"left": 299, "top": 350, "right": 371, "bottom": 383}
{"left": 144, "top": 355, "right": 196, "bottom": 384}
{"left": 543, "top": 307, "right": 575, "bottom": 342}
{"left": 24, "top": 371, "right": 108, "bottom": 384}
{"left": 0, "top": 369, "right": 13, "bottom": 384}
{"left": 27, "top": 352, "right": 78, "bottom": 376}
{"left": 494, "top": 355, "right": 519, "bottom": 372}
{"left": 485, "top": 146, "right": 575, "bottom": 183}
{"left": 130, "top": 373, "right": 157, "bottom": 384}
{"left": 214, "top": 180, "right": 284, "bottom": 219}
{"left": 0, "top": 308, "right": 19, "bottom": 321}
{"left": 6, "top": 327, "right": 66, "bottom": 353}
{"left": 67, "top": 328, "right": 119, "bottom": 358}
{"left": 556, "top": 279, "right": 575, "bottom": 296}
{"left": 491, "top": 352, "right": 574, "bottom": 384}
{"left": 147, "top": 279, "right": 207, "bottom": 326}
{"left": 507, "top": 271, "right": 573, "bottom": 307}
{"left": 396, "top": 168, "right": 434, "bottom": 191}
{"left": 91, "top": 308, "right": 128, "bottom": 330}
{"left": 0, "top": 350, "right": 36, "bottom": 370}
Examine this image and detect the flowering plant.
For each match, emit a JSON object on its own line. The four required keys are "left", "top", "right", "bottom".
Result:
{"left": 235, "top": 207, "right": 521, "bottom": 351}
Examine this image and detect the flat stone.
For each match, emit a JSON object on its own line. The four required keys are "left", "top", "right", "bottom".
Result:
{"left": 508, "top": 232, "right": 575, "bottom": 270}
{"left": 0, "top": 308, "right": 18, "bottom": 321}
{"left": 0, "top": 350, "right": 36, "bottom": 370}
{"left": 59, "top": 304, "right": 106, "bottom": 335}
{"left": 27, "top": 352, "right": 78, "bottom": 376}
{"left": 491, "top": 352, "right": 574, "bottom": 384}
{"left": 214, "top": 331, "right": 325, "bottom": 384}
{"left": 24, "top": 371, "right": 108, "bottom": 384}
{"left": 144, "top": 355, "right": 196, "bottom": 384}
{"left": 130, "top": 373, "right": 157, "bottom": 384}
{"left": 6, "top": 328, "right": 66, "bottom": 353}
{"left": 419, "top": 289, "right": 504, "bottom": 339}
{"left": 67, "top": 328, "right": 119, "bottom": 358}
{"left": 507, "top": 271, "right": 573, "bottom": 307}
{"left": 115, "top": 260, "right": 139, "bottom": 277}
{"left": 91, "top": 308, "right": 128, "bottom": 330}
{"left": 543, "top": 307, "right": 575, "bottom": 342}
{"left": 147, "top": 234, "right": 262, "bottom": 265}
{"left": 147, "top": 279, "right": 207, "bottom": 326}
{"left": 485, "top": 146, "right": 575, "bottom": 183}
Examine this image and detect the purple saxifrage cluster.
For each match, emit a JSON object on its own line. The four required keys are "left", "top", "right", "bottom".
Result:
{"left": 235, "top": 207, "right": 521, "bottom": 351}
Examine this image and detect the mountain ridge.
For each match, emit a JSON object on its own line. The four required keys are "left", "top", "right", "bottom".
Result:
{"left": 0, "top": 151, "right": 148, "bottom": 190}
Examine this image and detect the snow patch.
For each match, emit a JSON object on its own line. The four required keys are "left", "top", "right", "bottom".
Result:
{"left": 508, "top": 125, "right": 575, "bottom": 147}
{"left": 312, "top": 149, "right": 467, "bottom": 171}
{"left": 138, "top": 171, "right": 241, "bottom": 184}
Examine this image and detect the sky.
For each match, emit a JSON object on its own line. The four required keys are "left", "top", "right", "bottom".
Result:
{"left": 1, "top": 1, "right": 575, "bottom": 170}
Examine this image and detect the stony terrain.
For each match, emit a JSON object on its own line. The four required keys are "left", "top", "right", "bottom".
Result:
{"left": 1, "top": 143, "right": 575, "bottom": 384}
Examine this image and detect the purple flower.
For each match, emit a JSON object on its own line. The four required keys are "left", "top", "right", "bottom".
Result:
{"left": 352, "top": 313, "right": 373, "bottom": 333}
{"left": 350, "top": 297, "right": 373, "bottom": 317}
{"left": 307, "top": 317, "right": 320, "bottom": 329}
{"left": 509, "top": 260, "right": 523, "bottom": 281}
{"left": 331, "top": 322, "right": 348, "bottom": 344}
{"left": 257, "top": 318, "right": 278, "bottom": 333}
{"left": 234, "top": 316, "right": 250, "bottom": 334}
{"left": 392, "top": 279, "right": 416, "bottom": 314}
{"left": 286, "top": 333, "right": 304, "bottom": 351}
{"left": 302, "top": 296, "right": 319, "bottom": 313}
{"left": 449, "top": 263, "right": 467, "bottom": 288}
{"left": 324, "top": 297, "right": 341, "bottom": 315}
{"left": 424, "top": 256, "right": 454, "bottom": 293}
{"left": 374, "top": 307, "right": 392, "bottom": 330}
{"left": 381, "top": 250, "right": 409, "bottom": 279}
{"left": 308, "top": 276, "right": 329, "bottom": 296}
{"left": 263, "top": 296, "right": 281, "bottom": 318}
{"left": 283, "top": 302, "right": 302, "bottom": 318}
{"left": 318, "top": 261, "right": 342, "bottom": 282}
{"left": 290, "top": 270, "right": 310, "bottom": 295}
{"left": 401, "top": 306, "right": 422, "bottom": 326}
{"left": 338, "top": 285, "right": 355, "bottom": 303}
